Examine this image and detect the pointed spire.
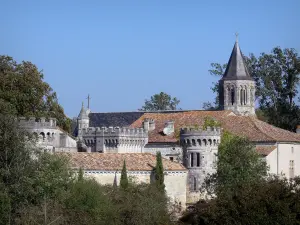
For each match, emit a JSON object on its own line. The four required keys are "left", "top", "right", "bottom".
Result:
{"left": 78, "top": 101, "right": 89, "bottom": 119}
{"left": 222, "top": 36, "right": 253, "bottom": 81}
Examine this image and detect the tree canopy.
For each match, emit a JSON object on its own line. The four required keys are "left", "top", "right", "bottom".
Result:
{"left": 139, "top": 92, "right": 180, "bottom": 111}
{"left": 0, "top": 55, "right": 72, "bottom": 133}
{"left": 205, "top": 47, "right": 300, "bottom": 131}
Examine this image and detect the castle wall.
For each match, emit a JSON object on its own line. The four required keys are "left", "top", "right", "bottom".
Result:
{"left": 81, "top": 127, "right": 148, "bottom": 153}
{"left": 144, "top": 143, "right": 182, "bottom": 162}
{"left": 83, "top": 170, "right": 187, "bottom": 208}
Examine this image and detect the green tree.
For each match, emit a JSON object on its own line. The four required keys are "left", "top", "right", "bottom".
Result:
{"left": 0, "top": 114, "right": 74, "bottom": 224}
{"left": 0, "top": 55, "right": 72, "bottom": 133}
{"left": 181, "top": 176, "right": 300, "bottom": 225}
{"left": 139, "top": 92, "right": 180, "bottom": 111}
{"left": 120, "top": 160, "right": 129, "bottom": 189}
{"left": 154, "top": 151, "right": 165, "bottom": 190}
{"left": 203, "top": 132, "right": 268, "bottom": 197}
{"left": 207, "top": 47, "right": 300, "bottom": 131}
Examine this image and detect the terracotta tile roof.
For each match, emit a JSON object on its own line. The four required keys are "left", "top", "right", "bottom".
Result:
{"left": 130, "top": 110, "right": 300, "bottom": 143}
{"left": 59, "top": 152, "right": 187, "bottom": 171}
{"left": 256, "top": 146, "right": 277, "bottom": 156}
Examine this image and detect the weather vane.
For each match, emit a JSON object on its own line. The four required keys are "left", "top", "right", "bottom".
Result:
{"left": 235, "top": 32, "right": 239, "bottom": 42}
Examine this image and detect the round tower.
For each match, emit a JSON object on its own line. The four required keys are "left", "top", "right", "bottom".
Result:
{"left": 180, "top": 126, "right": 221, "bottom": 203}
{"left": 77, "top": 102, "right": 89, "bottom": 138}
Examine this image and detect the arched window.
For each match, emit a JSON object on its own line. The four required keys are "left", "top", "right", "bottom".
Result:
{"left": 208, "top": 139, "right": 212, "bottom": 146}
{"left": 240, "top": 89, "right": 243, "bottom": 105}
{"left": 197, "top": 139, "right": 201, "bottom": 146}
{"left": 192, "top": 139, "right": 196, "bottom": 146}
{"left": 203, "top": 139, "right": 207, "bottom": 146}
{"left": 231, "top": 88, "right": 235, "bottom": 105}
{"left": 187, "top": 139, "right": 191, "bottom": 146}
{"left": 243, "top": 89, "right": 247, "bottom": 105}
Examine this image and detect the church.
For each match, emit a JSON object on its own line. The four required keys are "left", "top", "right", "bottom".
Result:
{"left": 20, "top": 39, "right": 300, "bottom": 208}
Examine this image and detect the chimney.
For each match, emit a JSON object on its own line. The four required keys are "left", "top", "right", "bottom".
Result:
{"left": 163, "top": 120, "right": 174, "bottom": 135}
{"left": 143, "top": 118, "right": 150, "bottom": 131}
{"left": 149, "top": 119, "right": 155, "bottom": 131}
{"left": 296, "top": 125, "right": 300, "bottom": 134}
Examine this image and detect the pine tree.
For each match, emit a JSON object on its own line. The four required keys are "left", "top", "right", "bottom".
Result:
{"left": 120, "top": 160, "right": 128, "bottom": 189}
{"left": 155, "top": 151, "right": 165, "bottom": 190}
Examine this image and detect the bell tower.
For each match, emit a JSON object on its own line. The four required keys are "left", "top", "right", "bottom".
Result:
{"left": 219, "top": 36, "right": 256, "bottom": 116}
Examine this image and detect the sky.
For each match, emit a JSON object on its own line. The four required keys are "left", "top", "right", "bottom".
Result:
{"left": 1, "top": 0, "right": 300, "bottom": 118}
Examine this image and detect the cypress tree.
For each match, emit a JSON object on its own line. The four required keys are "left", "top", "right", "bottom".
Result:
{"left": 155, "top": 151, "right": 165, "bottom": 190}
{"left": 120, "top": 160, "right": 128, "bottom": 189}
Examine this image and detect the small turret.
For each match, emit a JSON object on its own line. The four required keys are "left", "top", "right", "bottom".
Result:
{"left": 77, "top": 102, "right": 90, "bottom": 137}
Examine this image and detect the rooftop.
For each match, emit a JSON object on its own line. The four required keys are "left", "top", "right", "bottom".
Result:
{"left": 60, "top": 152, "right": 187, "bottom": 171}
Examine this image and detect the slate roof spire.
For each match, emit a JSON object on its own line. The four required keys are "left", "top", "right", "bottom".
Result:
{"left": 222, "top": 35, "right": 253, "bottom": 80}
{"left": 78, "top": 101, "right": 89, "bottom": 119}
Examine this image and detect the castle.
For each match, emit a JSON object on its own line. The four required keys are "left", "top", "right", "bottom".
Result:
{"left": 19, "top": 39, "right": 300, "bottom": 208}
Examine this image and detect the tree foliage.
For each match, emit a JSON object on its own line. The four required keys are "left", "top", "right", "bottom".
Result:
{"left": 120, "top": 160, "right": 129, "bottom": 189}
{"left": 139, "top": 92, "right": 180, "bottom": 111}
{"left": 206, "top": 47, "right": 300, "bottom": 131}
{"left": 154, "top": 151, "right": 165, "bottom": 191}
{"left": 181, "top": 176, "right": 300, "bottom": 225}
{"left": 202, "top": 132, "right": 268, "bottom": 197}
{"left": 0, "top": 55, "right": 72, "bottom": 133}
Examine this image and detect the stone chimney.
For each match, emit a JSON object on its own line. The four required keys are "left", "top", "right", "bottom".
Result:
{"left": 163, "top": 120, "right": 175, "bottom": 135}
{"left": 296, "top": 125, "right": 300, "bottom": 134}
{"left": 143, "top": 119, "right": 150, "bottom": 131}
{"left": 149, "top": 119, "right": 155, "bottom": 131}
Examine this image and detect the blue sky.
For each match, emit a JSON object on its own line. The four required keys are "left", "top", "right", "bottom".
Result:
{"left": 1, "top": 0, "right": 300, "bottom": 118}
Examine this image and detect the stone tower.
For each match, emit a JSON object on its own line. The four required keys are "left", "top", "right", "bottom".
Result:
{"left": 181, "top": 126, "right": 221, "bottom": 203}
{"left": 219, "top": 39, "right": 256, "bottom": 116}
{"left": 77, "top": 102, "right": 89, "bottom": 138}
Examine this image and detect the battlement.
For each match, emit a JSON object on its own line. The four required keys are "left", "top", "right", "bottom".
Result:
{"left": 81, "top": 126, "right": 147, "bottom": 137}
{"left": 180, "top": 126, "right": 221, "bottom": 136}
{"left": 18, "top": 117, "right": 57, "bottom": 129}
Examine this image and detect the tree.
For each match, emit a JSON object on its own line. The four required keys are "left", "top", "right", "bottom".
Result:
{"left": 0, "top": 114, "right": 74, "bottom": 224}
{"left": 0, "top": 55, "right": 72, "bottom": 133}
{"left": 207, "top": 47, "right": 300, "bottom": 131}
{"left": 203, "top": 132, "right": 268, "bottom": 197}
{"left": 139, "top": 92, "right": 180, "bottom": 111}
{"left": 154, "top": 151, "right": 165, "bottom": 190}
{"left": 181, "top": 176, "right": 300, "bottom": 225}
{"left": 120, "top": 160, "right": 129, "bottom": 189}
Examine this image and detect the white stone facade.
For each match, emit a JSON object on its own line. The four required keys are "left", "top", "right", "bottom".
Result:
{"left": 83, "top": 169, "right": 188, "bottom": 209}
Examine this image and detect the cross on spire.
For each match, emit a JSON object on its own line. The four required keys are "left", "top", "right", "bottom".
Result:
{"left": 86, "top": 94, "right": 91, "bottom": 109}
{"left": 235, "top": 32, "right": 239, "bottom": 42}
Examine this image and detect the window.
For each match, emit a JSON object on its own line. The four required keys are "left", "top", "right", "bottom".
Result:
{"left": 196, "top": 153, "right": 200, "bottom": 167}
{"left": 169, "top": 157, "right": 174, "bottom": 162}
{"left": 231, "top": 89, "right": 235, "bottom": 105}
{"left": 289, "top": 160, "right": 294, "bottom": 178}
{"left": 190, "top": 153, "right": 194, "bottom": 167}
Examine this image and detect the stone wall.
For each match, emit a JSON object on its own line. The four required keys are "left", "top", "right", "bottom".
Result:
{"left": 83, "top": 170, "right": 187, "bottom": 209}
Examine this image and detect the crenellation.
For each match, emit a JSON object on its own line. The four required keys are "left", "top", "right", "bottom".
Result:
{"left": 18, "top": 117, "right": 57, "bottom": 129}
